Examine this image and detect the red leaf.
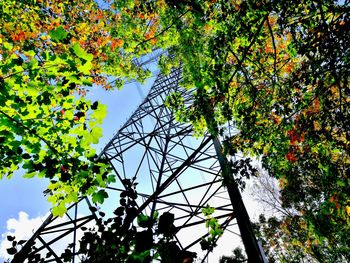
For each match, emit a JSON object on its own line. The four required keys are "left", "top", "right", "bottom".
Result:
{"left": 287, "top": 129, "right": 301, "bottom": 145}
{"left": 150, "top": 38, "right": 157, "bottom": 45}
{"left": 286, "top": 151, "right": 297, "bottom": 163}
{"left": 60, "top": 165, "right": 68, "bottom": 173}
{"left": 96, "top": 10, "right": 103, "bottom": 20}
{"left": 12, "top": 31, "right": 26, "bottom": 42}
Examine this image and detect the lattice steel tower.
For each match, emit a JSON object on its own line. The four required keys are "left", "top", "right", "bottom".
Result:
{"left": 13, "top": 65, "right": 265, "bottom": 262}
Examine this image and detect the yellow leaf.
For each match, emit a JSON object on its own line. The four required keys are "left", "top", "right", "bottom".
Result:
{"left": 313, "top": 121, "right": 321, "bottom": 131}
{"left": 346, "top": 206, "right": 350, "bottom": 216}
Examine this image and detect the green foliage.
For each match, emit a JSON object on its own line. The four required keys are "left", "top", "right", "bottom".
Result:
{"left": 71, "top": 43, "right": 93, "bottom": 62}
{"left": 219, "top": 248, "right": 247, "bottom": 263}
{"left": 200, "top": 205, "right": 224, "bottom": 252}
{"left": 0, "top": 0, "right": 157, "bottom": 216}
{"left": 5, "top": 179, "right": 196, "bottom": 263}
{"left": 92, "top": 189, "right": 109, "bottom": 204}
{"left": 137, "top": 214, "right": 153, "bottom": 228}
{"left": 202, "top": 205, "right": 215, "bottom": 216}
{"left": 2, "top": 0, "right": 349, "bottom": 261}
{"left": 122, "top": 0, "right": 349, "bottom": 261}
{"left": 51, "top": 203, "right": 67, "bottom": 217}
{"left": 49, "top": 26, "right": 68, "bottom": 42}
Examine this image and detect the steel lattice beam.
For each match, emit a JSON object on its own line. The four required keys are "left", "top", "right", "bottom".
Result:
{"left": 13, "top": 66, "right": 265, "bottom": 262}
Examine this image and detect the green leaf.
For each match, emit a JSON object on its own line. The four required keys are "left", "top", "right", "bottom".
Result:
{"left": 91, "top": 103, "right": 107, "bottom": 124}
{"left": 91, "top": 127, "right": 103, "bottom": 144}
{"left": 66, "top": 192, "right": 78, "bottom": 203}
{"left": 52, "top": 203, "right": 67, "bottom": 217}
{"left": 23, "top": 171, "right": 37, "bottom": 179}
{"left": 287, "top": 43, "right": 297, "bottom": 57}
{"left": 107, "top": 174, "right": 116, "bottom": 184}
{"left": 6, "top": 247, "right": 17, "bottom": 255}
{"left": 71, "top": 43, "right": 93, "bottom": 62}
{"left": 137, "top": 214, "right": 151, "bottom": 228}
{"left": 92, "top": 189, "right": 108, "bottom": 204}
{"left": 77, "top": 61, "right": 92, "bottom": 74}
{"left": 50, "top": 26, "right": 68, "bottom": 42}
{"left": 3, "top": 41, "right": 12, "bottom": 50}
{"left": 29, "top": 58, "right": 39, "bottom": 69}
{"left": 202, "top": 205, "right": 215, "bottom": 216}
{"left": 153, "top": 210, "right": 159, "bottom": 219}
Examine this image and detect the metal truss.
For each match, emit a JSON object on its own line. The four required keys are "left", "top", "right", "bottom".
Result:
{"left": 13, "top": 67, "right": 264, "bottom": 262}
{"left": 100, "top": 67, "right": 238, "bottom": 257}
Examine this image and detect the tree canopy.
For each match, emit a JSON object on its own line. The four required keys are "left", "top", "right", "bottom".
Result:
{"left": 0, "top": 0, "right": 157, "bottom": 215}
{"left": 1, "top": 0, "right": 349, "bottom": 261}
{"left": 143, "top": 0, "right": 350, "bottom": 261}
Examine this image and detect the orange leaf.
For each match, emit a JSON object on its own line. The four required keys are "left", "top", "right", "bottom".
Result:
{"left": 96, "top": 10, "right": 103, "bottom": 20}
{"left": 111, "top": 39, "right": 123, "bottom": 50}
{"left": 150, "top": 38, "right": 157, "bottom": 45}
{"left": 313, "top": 97, "right": 320, "bottom": 111}
{"left": 287, "top": 130, "right": 298, "bottom": 145}
{"left": 284, "top": 62, "right": 294, "bottom": 73}
{"left": 264, "top": 43, "right": 273, "bottom": 53}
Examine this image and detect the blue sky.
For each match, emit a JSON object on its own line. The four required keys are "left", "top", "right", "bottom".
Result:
{"left": 0, "top": 68, "right": 265, "bottom": 261}
{"left": 0, "top": 77, "right": 154, "bottom": 260}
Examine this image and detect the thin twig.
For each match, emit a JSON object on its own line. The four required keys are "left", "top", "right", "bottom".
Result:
{"left": 135, "top": 9, "right": 191, "bottom": 49}
{"left": 266, "top": 17, "right": 278, "bottom": 75}
{"left": 1, "top": 63, "right": 63, "bottom": 80}
{"left": 226, "top": 14, "right": 268, "bottom": 88}
{"left": 0, "top": 109, "right": 62, "bottom": 159}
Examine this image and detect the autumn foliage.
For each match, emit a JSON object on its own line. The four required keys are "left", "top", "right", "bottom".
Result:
{"left": 1, "top": 0, "right": 349, "bottom": 261}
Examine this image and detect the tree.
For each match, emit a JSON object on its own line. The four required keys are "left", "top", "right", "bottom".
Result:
{"left": 250, "top": 169, "right": 350, "bottom": 262}
{"left": 1, "top": 0, "right": 349, "bottom": 261}
{"left": 7, "top": 178, "right": 198, "bottom": 262}
{"left": 219, "top": 248, "right": 247, "bottom": 263}
{"left": 251, "top": 169, "right": 295, "bottom": 218}
{"left": 118, "top": 0, "right": 350, "bottom": 261}
{"left": 0, "top": 0, "right": 157, "bottom": 215}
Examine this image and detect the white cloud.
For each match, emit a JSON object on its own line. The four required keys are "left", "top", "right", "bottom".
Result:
{"left": 0, "top": 211, "right": 49, "bottom": 262}
{"left": 0, "top": 205, "right": 258, "bottom": 262}
{"left": 0, "top": 211, "right": 90, "bottom": 262}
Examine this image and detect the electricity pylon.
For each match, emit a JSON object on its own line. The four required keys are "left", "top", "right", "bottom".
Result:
{"left": 13, "top": 66, "right": 265, "bottom": 262}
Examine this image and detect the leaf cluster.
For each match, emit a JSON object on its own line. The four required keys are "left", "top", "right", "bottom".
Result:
{"left": 129, "top": 0, "right": 350, "bottom": 260}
